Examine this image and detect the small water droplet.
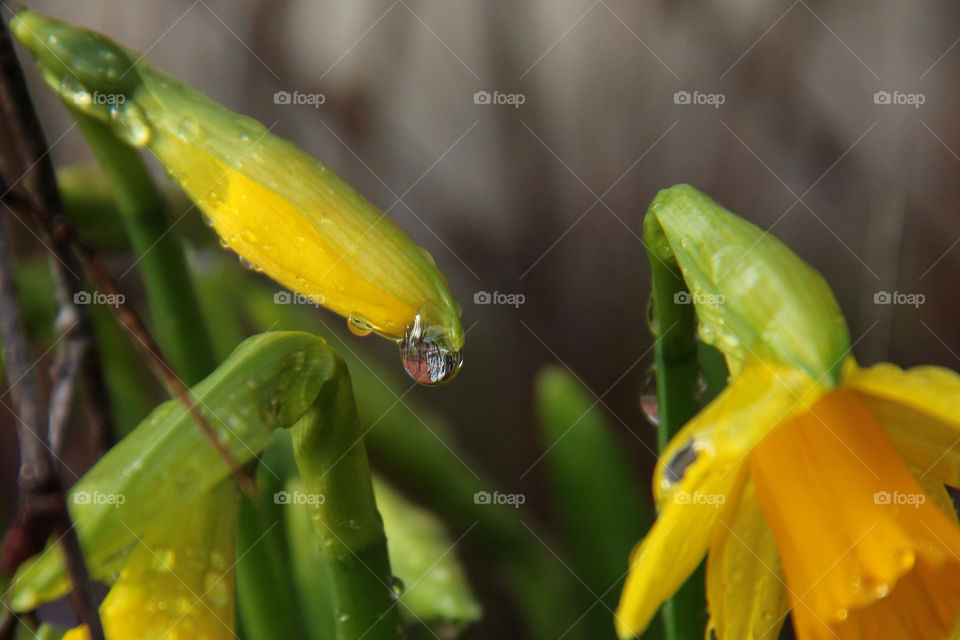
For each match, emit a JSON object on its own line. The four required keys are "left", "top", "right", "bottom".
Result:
{"left": 836, "top": 608, "right": 848, "bottom": 621}
{"left": 337, "top": 613, "right": 350, "bottom": 623}
{"left": 219, "top": 237, "right": 230, "bottom": 249}
{"left": 110, "top": 102, "right": 151, "bottom": 146}
{"left": 201, "top": 213, "right": 215, "bottom": 227}
{"left": 399, "top": 314, "right": 462, "bottom": 385}
{"left": 695, "top": 372, "right": 707, "bottom": 404}
{"left": 640, "top": 369, "right": 659, "bottom": 426}
{"left": 418, "top": 246, "right": 436, "bottom": 266}
{"left": 347, "top": 313, "right": 374, "bottom": 336}
{"left": 178, "top": 117, "right": 202, "bottom": 142}
{"left": 204, "top": 189, "right": 226, "bottom": 208}
{"left": 238, "top": 256, "right": 261, "bottom": 271}
{"left": 874, "top": 583, "right": 890, "bottom": 598}
{"left": 59, "top": 76, "right": 91, "bottom": 105}
{"left": 389, "top": 576, "right": 405, "bottom": 600}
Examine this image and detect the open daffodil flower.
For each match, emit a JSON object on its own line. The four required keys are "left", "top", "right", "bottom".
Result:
{"left": 617, "top": 185, "right": 960, "bottom": 640}
{"left": 11, "top": 10, "right": 464, "bottom": 384}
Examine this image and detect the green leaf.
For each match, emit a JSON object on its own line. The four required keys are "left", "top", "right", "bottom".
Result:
{"left": 536, "top": 366, "right": 662, "bottom": 640}
{"left": 645, "top": 184, "right": 849, "bottom": 385}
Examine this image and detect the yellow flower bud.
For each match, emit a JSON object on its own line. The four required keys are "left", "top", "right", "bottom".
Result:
{"left": 12, "top": 10, "right": 464, "bottom": 383}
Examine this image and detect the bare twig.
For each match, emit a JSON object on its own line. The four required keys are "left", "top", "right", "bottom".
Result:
{"left": 0, "top": 10, "right": 256, "bottom": 501}
{"left": 0, "top": 212, "right": 104, "bottom": 639}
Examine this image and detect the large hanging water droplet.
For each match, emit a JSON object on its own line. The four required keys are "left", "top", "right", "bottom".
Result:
{"left": 347, "top": 313, "right": 374, "bottom": 336}
{"left": 399, "top": 314, "right": 462, "bottom": 385}
{"left": 640, "top": 369, "right": 659, "bottom": 426}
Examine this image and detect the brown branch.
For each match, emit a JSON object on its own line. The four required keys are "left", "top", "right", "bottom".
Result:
{"left": 0, "top": 10, "right": 256, "bottom": 501}
{"left": 0, "top": 212, "right": 104, "bottom": 639}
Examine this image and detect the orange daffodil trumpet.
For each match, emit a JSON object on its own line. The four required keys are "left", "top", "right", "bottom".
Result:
{"left": 618, "top": 185, "right": 960, "bottom": 640}
{"left": 12, "top": 10, "right": 464, "bottom": 384}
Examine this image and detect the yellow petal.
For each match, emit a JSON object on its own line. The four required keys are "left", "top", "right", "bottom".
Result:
{"left": 615, "top": 360, "right": 817, "bottom": 638}
{"left": 846, "top": 360, "right": 960, "bottom": 486}
{"left": 750, "top": 388, "right": 960, "bottom": 640}
{"left": 706, "top": 479, "right": 789, "bottom": 640}
{"left": 915, "top": 468, "right": 960, "bottom": 527}
{"left": 64, "top": 482, "right": 238, "bottom": 640}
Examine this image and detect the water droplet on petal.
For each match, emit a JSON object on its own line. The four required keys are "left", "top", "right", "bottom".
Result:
{"left": 59, "top": 76, "right": 91, "bottom": 105}
{"left": 238, "top": 256, "right": 261, "bottom": 271}
{"left": 110, "top": 102, "right": 151, "bottom": 146}
{"left": 874, "top": 583, "right": 890, "bottom": 598}
{"left": 178, "top": 117, "right": 202, "bottom": 142}
{"left": 399, "top": 314, "right": 462, "bottom": 385}
{"left": 836, "top": 608, "right": 848, "bottom": 621}
{"left": 347, "top": 313, "right": 374, "bottom": 336}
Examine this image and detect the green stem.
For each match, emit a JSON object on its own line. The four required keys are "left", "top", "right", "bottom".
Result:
{"left": 644, "top": 216, "right": 707, "bottom": 640}
{"left": 73, "top": 114, "right": 319, "bottom": 639}
{"left": 71, "top": 109, "right": 215, "bottom": 384}
{"left": 291, "top": 358, "right": 404, "bottom": 640}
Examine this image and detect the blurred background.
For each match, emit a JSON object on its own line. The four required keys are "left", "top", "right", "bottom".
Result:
{"left": 2, "top": 1, "right": 960, "bottom": 638}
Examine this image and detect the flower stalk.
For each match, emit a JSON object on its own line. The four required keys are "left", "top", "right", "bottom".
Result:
{"left": 643, "top": 212, "right": 708, "bottom": 640}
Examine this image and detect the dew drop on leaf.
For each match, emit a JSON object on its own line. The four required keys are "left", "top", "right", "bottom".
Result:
{"left": 640, "top": 369, "right": 659, "bottom": 426}
{"left": 389, "top": 576, "right": 405, "bottom": 600}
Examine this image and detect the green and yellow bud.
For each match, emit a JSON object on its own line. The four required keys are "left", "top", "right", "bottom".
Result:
{"left": 12, "top": 10, "right": 464, "bottom": 383}
{"left": 644, "top": 184, "right": 850, "bottom": 385}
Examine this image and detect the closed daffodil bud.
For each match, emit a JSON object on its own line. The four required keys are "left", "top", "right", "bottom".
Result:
{"left": 644, "top": 184, "right": 850, "bottom": 386}
{"left": 12, "top": 10, "right": 464, "bottom": 384}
